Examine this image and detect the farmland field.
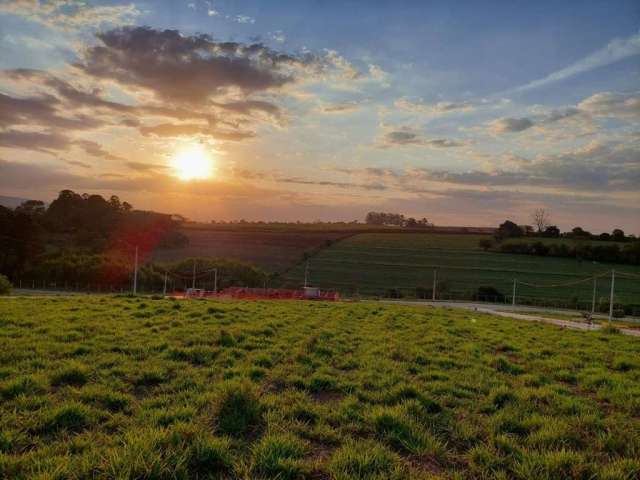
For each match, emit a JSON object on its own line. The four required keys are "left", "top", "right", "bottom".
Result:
{"left": 1, "top": 296, "right": 640, "bottom": 479}
{"left": 282, "top": 233, "right": 640, "bottom": 308}
{"left": 152, "top": 229, "right": 351, "bottom": 272}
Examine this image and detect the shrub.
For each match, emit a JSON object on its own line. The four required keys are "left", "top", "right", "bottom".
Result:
{"left": 211, "top": 380, "right": 263, "bottom": 437}
{"left": 472, "top": 286, "right": 505, "bottom": 303}
{"left": 0, "top": 274, "right": 11, "bottom": 295}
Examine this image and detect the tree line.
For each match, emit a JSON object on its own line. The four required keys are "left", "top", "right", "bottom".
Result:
{"left": 0, "top": 190, "right": 187, "bottom": 284}
{"left": 364, "top": 211, "right": 432, "bottom": 227}
{"left": 480, "top": 218, "right": 640, "bottom": 265}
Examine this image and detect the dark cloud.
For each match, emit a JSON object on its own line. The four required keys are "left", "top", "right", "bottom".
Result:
{"left": 0, "top": 130, "right": 71, "bottom": 152}
{"left": 0, "top": 129, "right": 123, "bottom": 162}
{"left": 380, "top": 128, "right": 464, "bottom": 148}
{"left": 321, "top": 101, "right": 361, "bottom": 113}
{"left": 73, "top": 139, "right": 124, "bottom": 162}
{"left": 276, "top": 176, "right": 386, "bottom": 191}
{"left": 0, "top": 91, "right": 106, "bottom": 130}
{"left": 76, "top": 27, "right": 313, "bottom": 104}
{"left": 395, "top": 97, "right": 475, "bottom": 114}
{"left": 490, "top": 117, "right": 534, "bottom": 133}
{"left": 125, "top": 161, "right": 168, "bottom": 172}
{"left": 138, "top": 122, "right": 255, "bottom": 141}
{"left": 67, "top": 160, "right": 91, "bottom": 168}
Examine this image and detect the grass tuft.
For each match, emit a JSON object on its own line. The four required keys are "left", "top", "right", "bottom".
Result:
{"left": 211, "top": 380, "right": 263, "bottom": 438}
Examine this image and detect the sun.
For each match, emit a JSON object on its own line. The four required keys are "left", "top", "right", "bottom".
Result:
{"left": 172, "top": 143, "right": 214, "bottom": 180}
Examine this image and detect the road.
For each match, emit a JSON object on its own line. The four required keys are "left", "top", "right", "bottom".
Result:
{"left": 383, "top": 300, "right": 640, "bottom": 337}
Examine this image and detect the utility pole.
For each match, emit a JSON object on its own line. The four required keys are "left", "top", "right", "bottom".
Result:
{"left": 432, "top": 269, "right": 437, "bottom": 301}
{"left": 304, "top": 261, "right": 309, "bottom": 287}
{"left": 163, "top": 271, "right": 168, "bottom": 296}
{"left": 608, "top": 269, "right": 615, "bottom": 325}
{"left": 192, "top": 260, "right": 196, "bottom": 289}
{"left": 512, "top": 279, "right": 516, "bottom": 306}
{"left": 133, "top": 245, "right": 138, "bottom": 295}
{"left": 591, "top": 276, "right": 597, "bottom": 314}
{"left": 213, "top": 268, "right": 218, "bottom": 293}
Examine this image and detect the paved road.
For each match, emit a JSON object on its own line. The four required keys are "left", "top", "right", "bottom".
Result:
{"left": 383, "top": 300, "right": 640, "bottom": 337}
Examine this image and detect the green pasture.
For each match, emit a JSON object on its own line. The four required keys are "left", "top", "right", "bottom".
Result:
{"left": 282, "top": 234, "right": 640, "bottom": 309}
{"left": 1, "top": 296, "right": 640, "bottom": 479}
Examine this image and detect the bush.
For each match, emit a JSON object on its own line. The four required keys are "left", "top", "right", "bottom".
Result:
{"left": 385, "top": 288, "right": 404, "bottom": 299}
{"left": 0, "top": 274, "right": 11, "bottom": 295}
{"left": 472, "top": 286, "right": 505, "bottom": 303}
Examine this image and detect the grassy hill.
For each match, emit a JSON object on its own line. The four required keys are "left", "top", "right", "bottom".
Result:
{"left": 1, "top": 296, "right": 639, "bottom": 478}
{"left": 281, "top": 233, "right": 640, "bottom": 309}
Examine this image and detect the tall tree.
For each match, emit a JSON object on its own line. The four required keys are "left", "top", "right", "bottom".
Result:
{"left": 531, "top": 208, "right": 551, "bottom": 233}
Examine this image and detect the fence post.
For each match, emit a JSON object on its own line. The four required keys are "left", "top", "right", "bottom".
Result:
{"left": 432, "top": 269, "right": 437, "bottom": 301}
{"left": 163, "top": 271, "right": 168, "bottom": 296}
{"left": 512, "top": 279, "right": 516, "bottom": 306}
{"left": 608, "top": 269, "right": 615, "bottom": 325}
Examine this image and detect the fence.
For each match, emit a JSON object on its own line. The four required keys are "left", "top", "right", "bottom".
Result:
{"left": 14, "top": 259, "right": 640, "bottom": 317}
{"left": 282, "top": 261, "right": 640, "bottom": 317}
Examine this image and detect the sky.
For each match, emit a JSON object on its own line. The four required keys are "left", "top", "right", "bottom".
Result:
{"left": 0, "top": 0, "right": 639, "bottom": 232}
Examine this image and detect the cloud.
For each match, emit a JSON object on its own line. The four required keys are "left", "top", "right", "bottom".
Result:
{"left": 486, "top": 92, "right": 639, "bottom": 135}
{"left": 0, "top": 0, "right": 140, "bottom": 31}
{"left": 379, "top": 127, "right": 465, "bottom": 148}
{"left": 77, "top": 26, "right": 342, "bottom": 105}
{"left": 139, "top": 122, "right": 256, "bottom": 141}
{"left": 0, "top": 91, "right": 106, "bottom": 130}
{"left": 395, "top": 97, "right": 475, "bottom": 114}
{"left": 73, "top": 140, "right": 124, "bottom": 162}
{"left": 125, "top": 161, "right": 168, "bottom": 172}
{"left": 0, "top": 129, "right": 70, "bottom": 152}
{"left": 320, "top": 101, "right": 362, "bottom": 113}
{"left": 510, "top": 30, "right": 640, "bottom": 93}
{"left": 489, "top": 117, "right": 534, "bottom": 133}
{"left": 235, "top": 15, "right": 255, "bottom": 24}
{"left": 276, "top": 176, "right": 387, "bottom": 191}
{"left": 341, "top": 140, "right": 640, "bottom": 193}
{"left": 368, "top": 64, "right": 390, "bottom": 86}
{"left": 269, "top": 30, "right": 286, "bottom": 44}
{"left": 578, "top": 91, "right": 640, "bottom": 119}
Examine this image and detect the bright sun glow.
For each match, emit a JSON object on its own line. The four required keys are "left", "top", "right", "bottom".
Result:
{"left": 172, "top": 143, "right": 214, "bottom": 180}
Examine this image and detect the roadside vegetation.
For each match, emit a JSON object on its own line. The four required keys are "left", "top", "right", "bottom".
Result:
{"left": 1, "top": 296, "right": 639, "bottom": 479}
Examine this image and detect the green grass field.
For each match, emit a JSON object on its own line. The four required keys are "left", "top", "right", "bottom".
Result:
{"left": 1, "top": 296, "right": 640, "bottom": 479}
{"left": 281, "top": 233, "right": 640, "bottom": 308}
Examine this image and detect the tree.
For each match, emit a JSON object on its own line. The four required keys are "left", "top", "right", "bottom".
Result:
{"left": 531, "top": 208, "right": 551, "bottom": 233}
{"left": 612, "top": 229, "right": 626, "bottom": 242}
{"left": 571, "top": 226, "right": 591, "bottom": 239}
{"left": 495, "top": 220, "right": 524, "bottom": 240}
{"left": 542, "top": 225, "right": 560, "bottom": 238}
{"left": 15, "top": 200, "right": 46, "bottom": 217}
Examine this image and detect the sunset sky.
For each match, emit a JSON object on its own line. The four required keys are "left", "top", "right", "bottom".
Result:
{"left": 1, "top": 0, "right": 639, "bottom": 231}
